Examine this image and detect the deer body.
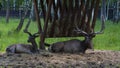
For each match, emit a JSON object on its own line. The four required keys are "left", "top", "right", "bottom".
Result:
{"left": 6, "top": 30, "right": 39, "bottom": 54}
{"left": 6, "top": 44, "right": 33, "bottom": 54}
{"left": 48, "top": 38, "right": 93, "bottom": 53}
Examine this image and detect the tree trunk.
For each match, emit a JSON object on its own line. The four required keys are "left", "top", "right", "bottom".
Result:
{"left": 24, "top": 3, "right": 34, "bottom": 31}
{"left": 116, "top": 0, "right": 119, "bottom": 19}
{"left": 15, "top": 8, "right": 28, "bottom": 32}
{"left": 106, "top": 0, "right": 111, "bottom": 20}
{"left": 6, "top": 0, "right": 10, "bottom": 23}
{"left": 13, "top": 0, "right": 16, "bottom": 10}
{"left": 115, "top": 0, "right": 120, "bottom": 23}
{"left": 101, "top": 0, "right": 106, "bottom": 21}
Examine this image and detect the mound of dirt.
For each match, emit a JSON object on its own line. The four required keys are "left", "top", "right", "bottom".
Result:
{"left": 0, "top": 50, "right": 120, "bottom": 68}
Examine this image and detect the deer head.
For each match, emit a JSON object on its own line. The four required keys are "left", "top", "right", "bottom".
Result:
{"left": 74, "top": 16, "right": 105, "bottom": 50}
{"left": 24, "top": 29, "right": 39, "bottom": 52}
{"left": 24, "top": 30, "right": 39, "bottom": 42}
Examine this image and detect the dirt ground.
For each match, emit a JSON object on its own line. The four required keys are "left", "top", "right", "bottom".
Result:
{"left": 0, "top": 50, "right": 120, "bottom": 68}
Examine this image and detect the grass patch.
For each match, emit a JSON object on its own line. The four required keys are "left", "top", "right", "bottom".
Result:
{"left": 94, "top": 20, "right": 120, "bottom": 50}
{"left": 0, "top": 17, "right": 120, "bottom": 52}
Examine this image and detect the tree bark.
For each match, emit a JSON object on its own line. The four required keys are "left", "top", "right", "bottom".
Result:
{"left": 106, "top": 0, "right": 111, "bottom": 20}
{"left": 101, "top": 0, "right": 106, "bottom": 21}
{"left": 15, "top": 8, "right": 28, "bottom": 32}
{"left": 6, "top": 0, "right": 10, "bottom": 23}
{"left": 40, "top": 0, "right": 52, "bottom": 49}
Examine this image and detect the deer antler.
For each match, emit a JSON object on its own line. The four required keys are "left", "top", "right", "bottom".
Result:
{"left": 74, "top": 25, "right": 88, "bottom": 36}
{"left": 24, "top": 29, "right": 40, "bottom": 38}
{"left": 33, "top": 32, "right": 40, "bottom": 38}
{"left": 24, "top": 23, "right": 40, "bottom": 39}
{"left": 94, "top": 15, "right": 105, "bottom": 34}
{"left": 74, "top": 16, "right": 105, "bottom": 36}
{"left": 24, "top": 29, "right": 32, "bottom": 36}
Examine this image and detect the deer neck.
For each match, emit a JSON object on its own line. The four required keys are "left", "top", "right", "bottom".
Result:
{"left": 30, "top": 39, "right": 38, "bottom": 52}
{"left": 82, "top": 37, "right": 92, "bottom": 49}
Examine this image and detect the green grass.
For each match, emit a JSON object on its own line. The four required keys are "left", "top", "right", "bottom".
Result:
{"left": 0, "top": 17, "right": 120, "bottom": 52}
{"left": 94, "top": 20, "right": 120, "bottom": 50}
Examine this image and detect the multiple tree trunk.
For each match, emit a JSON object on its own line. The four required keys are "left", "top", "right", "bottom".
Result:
{"left": 34, "top": 0, "right": 100, "bottom": 37}
{"left": 32, "top": 0, "right": 101, "bottom": 49}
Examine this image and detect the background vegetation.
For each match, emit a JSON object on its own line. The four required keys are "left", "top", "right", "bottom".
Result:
{"left": 0, "top": 17, "right": 120, "bottom": 52}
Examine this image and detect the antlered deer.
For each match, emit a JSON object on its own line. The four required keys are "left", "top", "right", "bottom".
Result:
{"left": 48, "top": 38, "right": 93, "bottom": 53}
{"left": 48, "top": 18, "right": 105, "bottom": 53}
{"left": 48, "top": 32, "right": 94, "bottom": 53}
{"left": 6, "top": 30, "right": 39, "bottom": 54}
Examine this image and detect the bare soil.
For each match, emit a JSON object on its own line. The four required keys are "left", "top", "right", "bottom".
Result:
{"left": 0, "top": 50, "right": 120, "bottom": 68}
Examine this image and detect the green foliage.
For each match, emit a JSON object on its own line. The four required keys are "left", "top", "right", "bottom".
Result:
{"left": 0, "top": 18, "right": 120, "bottom": 52}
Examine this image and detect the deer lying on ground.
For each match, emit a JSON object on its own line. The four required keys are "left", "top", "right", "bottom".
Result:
{"left": 48, "top": 23, "right": 105, "bottom": 53}
{"left": 6, "top": 44, "right": 33, "bottom": 54}
{"left": 48, "top": 32, "right": 94, "bottom": 53}
{"left": 48, "top": 39, "right": 93, "bottom": 53}
{"left": 6, "top": 30, "right": 39, "bottom": 54}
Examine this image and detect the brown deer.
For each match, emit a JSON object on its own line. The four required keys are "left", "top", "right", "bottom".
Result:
{"left": 6, "top": 30, "right": 39, "bottom": 54}
{"left": 48, "top": 18, "right": 105, "bottom": 54}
